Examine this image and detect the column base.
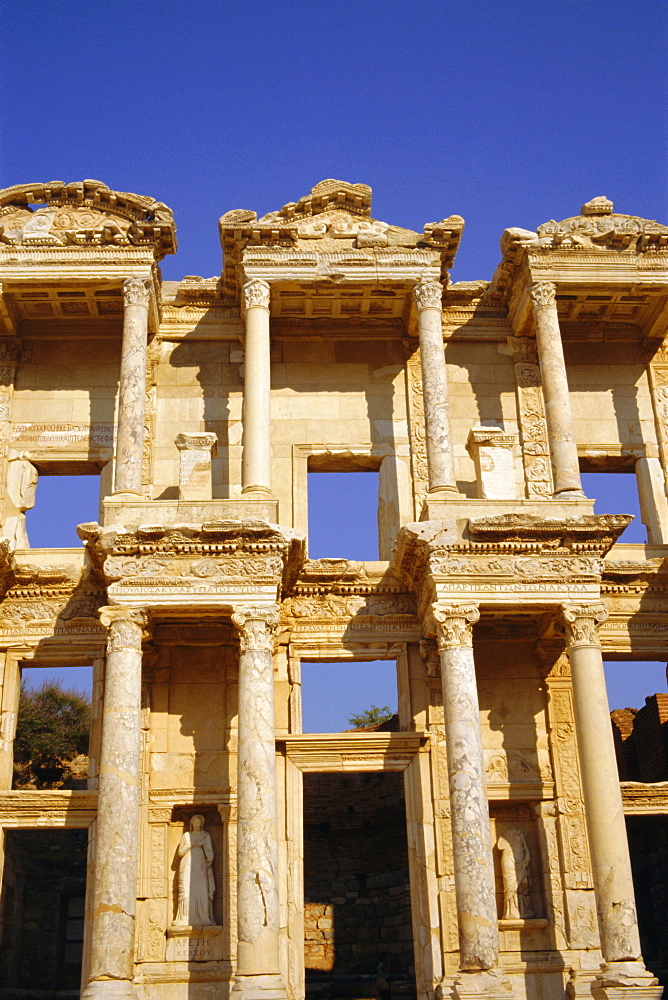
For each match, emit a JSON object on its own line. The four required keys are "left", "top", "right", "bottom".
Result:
{"left": 591, "top": 962, "right": 663, "bottom": 1000}
{"left": 81, "top": 981, "right": 136, "bottom": 1000}
{"left": 553, "top": 489, "right": 587, "bottom": 499}
{"left": 231, "top": 973, "right": 288, "bottom": 1000}
{"left": 442, "top": 969, "right": 514, "bottom": 1000}
{"left": 241, "top": 485, "right": 273, "bottom": 498}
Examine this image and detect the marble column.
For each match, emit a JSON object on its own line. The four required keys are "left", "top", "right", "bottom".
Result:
{"left": 432, "top": 603, "right": 505, "bottom": 996}
{"left": 529, "top": 281, "right": 583, "bottom": 497}
{"left": 82, "top": 606, "right": 147, "bottom": 1000}
{"left": 114, "top": 277, "right": 151, "bottom": 495}
{"left": 414, "top": 280, "right": 459, "bottom": 495}
{"left": 563, "top": 604, "right": 660, "bottom": 996}
{"left": 241, "top": 280, "right": 272, "bottom": 496}
{"left": 231, "top": 606, "right": 287, "bottom": 1000}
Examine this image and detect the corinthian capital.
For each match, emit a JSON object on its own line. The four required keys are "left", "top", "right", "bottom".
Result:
{"left": 413, "top": 280, "right": 443, "bottom": 312}
{"left": 99, "top": 605, "right": 149, "bottom": 652}
{"left": 561, "top": 603, "right": 608, "bottom": 648}
{"left": 529, "top": 281, "right": 556, "bottom": 310}
{"left": 122, "top": 276, "right": 151, "bottom": 308}
{"left": 232, "top": 606, "right": 280, "bottom": 652}
{"left": 432, "top": 602, "right": 480, "bottom": 649}
{"left": 242, "top": 279, "right": 271, "bottom": 312}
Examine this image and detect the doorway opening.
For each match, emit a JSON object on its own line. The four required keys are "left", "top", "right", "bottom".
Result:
{"left": 0, "top": 828, "right": 88, "bottom": 997}
{"left": 303, "top": 771, "right": 415, "bottom": 999}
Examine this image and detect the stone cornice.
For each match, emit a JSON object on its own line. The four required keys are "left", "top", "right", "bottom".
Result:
{"left": 0, "top": 789, "right": 98, "bottom": 826}
{"left": 621, "top": 782, "right": 668, "bottom": 815}
{"left": 78, "top": 519, "right": 306, "bottom": 608}
{"left": 392, "top": 514, "right": 632, "bottom": 614}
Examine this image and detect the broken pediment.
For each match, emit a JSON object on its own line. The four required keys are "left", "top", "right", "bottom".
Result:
{"left": 535, "top": 197, "right": 668, "bottom": 253}
{"left": 0, "top": 180, "right": 177, "bottom": 260}
{"left": 218, "top": 178, "right": 464, "bottom": 298}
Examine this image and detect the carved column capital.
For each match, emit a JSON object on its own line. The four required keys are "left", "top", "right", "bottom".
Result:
{"left": 413, "top": 279, "right": 443, "bottom": 312}
{"left": 242, "top": 279, "right": 271, "bottom": 312}
{"left": 122, "top": 276, "right": 151, "bottom": 308}
{"left": 431, "top": 602, "right": 480, "bottom": 649}
{"left": 231, "top": 606, "right": 280, "bottom": 652}
{"left": 561, "top": 603, "right": 608, "bottom": 648}
{"left": 529, "top": 280, "right": 557, "bottom": 310}
{"left": 99, "top": 605, "right": 149, "bottom": 651}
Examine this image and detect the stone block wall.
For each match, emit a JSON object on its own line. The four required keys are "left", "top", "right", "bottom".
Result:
{"left": 303, "top": 771, "right": 413, "bottom": 979}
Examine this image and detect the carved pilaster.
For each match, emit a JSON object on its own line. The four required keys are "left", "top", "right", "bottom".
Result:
{"left": 405, "top": 346, "right": 430, "bottom": 517}
{"left": 507, "top": 335, "right": 553, "bottom": 498}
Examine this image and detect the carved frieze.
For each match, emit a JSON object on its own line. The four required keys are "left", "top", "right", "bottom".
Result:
{"left": 79, "top": 520, "right": 306, "bottom": 605}
{"left": 405, "top": 347, "right": 430, "bottom": 516}
{"left": 507, "top": 336, "right": 554, "bottom": 498}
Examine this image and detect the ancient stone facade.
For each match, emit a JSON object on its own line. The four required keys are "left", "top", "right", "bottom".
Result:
{"left": 0, "top": 179, "right": 665, "bottom": 1000}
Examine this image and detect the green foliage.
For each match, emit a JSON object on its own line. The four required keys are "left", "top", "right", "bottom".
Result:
{"left": 13, "top": 681, "right": 90, "bottom": 789}
{"left": 347, "top": 704, "right": 393, "bottom": 729}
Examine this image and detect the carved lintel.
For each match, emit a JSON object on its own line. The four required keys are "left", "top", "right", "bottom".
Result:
{"left": 561, "top": 604, "right": 608, "bottom": 649}
{"left": 431, "top": 602, "right": 480, "bottom": 649}
{"left": 242, "top": 279, "right": 270, "bottom": 312}
{"left": 413, "top": 279, "right": 443, "bottom": 312}
{"left": 99, "top": 605, "right": 149, "bottom": 652}
{"left": 529, "top": 281, "right": 556, "bottom": 310}
{"left": 123, "top": 276, "right": 152, "bottom": 309}
{"left": 231, "top": 606, "right": 280, "bottom": 653}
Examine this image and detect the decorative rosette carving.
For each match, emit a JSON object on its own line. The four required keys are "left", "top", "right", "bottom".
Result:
{"left": 431, "top": 602, "right": 480, "bottom": 649}
{"left": 123, "top": 276, "right": 151, "bottom": 308}
{"left": 231, "top": 606, "right": 280, "bottom": 652}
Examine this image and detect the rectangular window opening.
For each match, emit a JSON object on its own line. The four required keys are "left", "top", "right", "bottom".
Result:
{"left": 13, "top": 665, "right": 92, "bottom": 790}
{"left": 24, "top": 468, "right": 102, "bottom": 548}
{"left": 300, "top": 660, "right": 397, "bottom": 734}
{"left": 307, "top": 468, "right": 380, "bottom": 560}
{"left": 580, "top": 469, "right": 646, "bottom": 543}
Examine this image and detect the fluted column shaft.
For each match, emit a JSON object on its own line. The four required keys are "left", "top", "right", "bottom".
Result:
{"left": 433, "top": 603, "right": 498, "bottom": 972}
{"left": 82, "top": 607, "right": 147, "bottom": 1000}
{"left": 529, "top": 281, "right": 583, "bottom": 495}
{"left": 242, "top": 280, "right": 272, "bottom": 496}
{"left": 562, "top": 605, "right": 644, "bottom": 968}
{"left": 114, "top": 278, "right": 150, "bottom": 495}
{"left": 231, "top": 607, "right": 287, "bottom": 1000}
{"left": 414, "top": 281, "right": 458, "bottom": 494}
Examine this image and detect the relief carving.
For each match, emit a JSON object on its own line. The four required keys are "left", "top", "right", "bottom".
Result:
{"left": 507, "top": 337, "right": 554, "bottom": 498}
{"left": 561, "top": 604, "right": 607, "bottom": 647}
{"left": 413, "top": 280, "right": 443, "bottom": 312}
{"left": 99, "top": 606, "right": 148, "bottom": 651}
{"left": 242, "top": 279, "right": 271, "bottom": 311}
{"left": 122, "top": 276, "right": 151, "bottom": 308}
{"left": 405, "top": 348, "right": 429, "bottom": 514}
{"left": 231, "top": 606, "right": 280, "bottom": 652}
{"left": 432, "top": 602, "right": 480, "bottom": 648}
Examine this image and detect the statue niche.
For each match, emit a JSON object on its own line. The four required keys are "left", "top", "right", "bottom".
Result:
{"left": 173, "top": 814, "right": 216, "bottom": 927}
{"left": 497, "top": 827, "right": 533, "bottom": 919}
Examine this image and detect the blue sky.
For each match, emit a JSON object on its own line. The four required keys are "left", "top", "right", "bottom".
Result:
{"left": 5, "top": 0, "right": 668, "bottom": 723}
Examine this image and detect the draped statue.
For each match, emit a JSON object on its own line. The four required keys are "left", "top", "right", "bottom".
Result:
{"left": 174, "top": 814, "right": 215, "bottom": 926}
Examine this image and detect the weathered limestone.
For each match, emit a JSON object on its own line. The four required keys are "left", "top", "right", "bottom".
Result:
{"left": 414, "top": 281, "right": 459, "bottom": 495}
{"left": 231, "top": 606, "right": 287, "bottom": 1000}
{"left": 82, "top": 606, "right": 147, "bottom": 1000}
{"left": 114, "top": 278, "right": 151, "bottom": 496}
{"left": 529, "top": 281, "right": 584, "bottom": 497}
{"left": 466, "top": 426, "right": 518, "bottom": 500}
{"left": 432, "top": 603, "right": 505, "bottom": 997}
{"left": 175, "top": 432, "right": 217, "bottom": 501}
{"left": 241, "top": 280, "right": 272, "bottom": 496}
{"left": 563, "top": 605, "right": 661, "bottom": 999}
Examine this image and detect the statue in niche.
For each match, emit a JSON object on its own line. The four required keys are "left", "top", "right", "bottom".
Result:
{"left": 497, "top": 827, "right": 533, "bottom": 919}
{"left": 174, "top": 814, "right": 215, "bottom": 926}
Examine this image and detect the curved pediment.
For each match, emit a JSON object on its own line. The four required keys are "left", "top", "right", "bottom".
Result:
{"left": 536, "top": 196, "right": 668, "bottom": 252}
{"left": 0, "top": 179, "right": 177, "bottom": 260}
